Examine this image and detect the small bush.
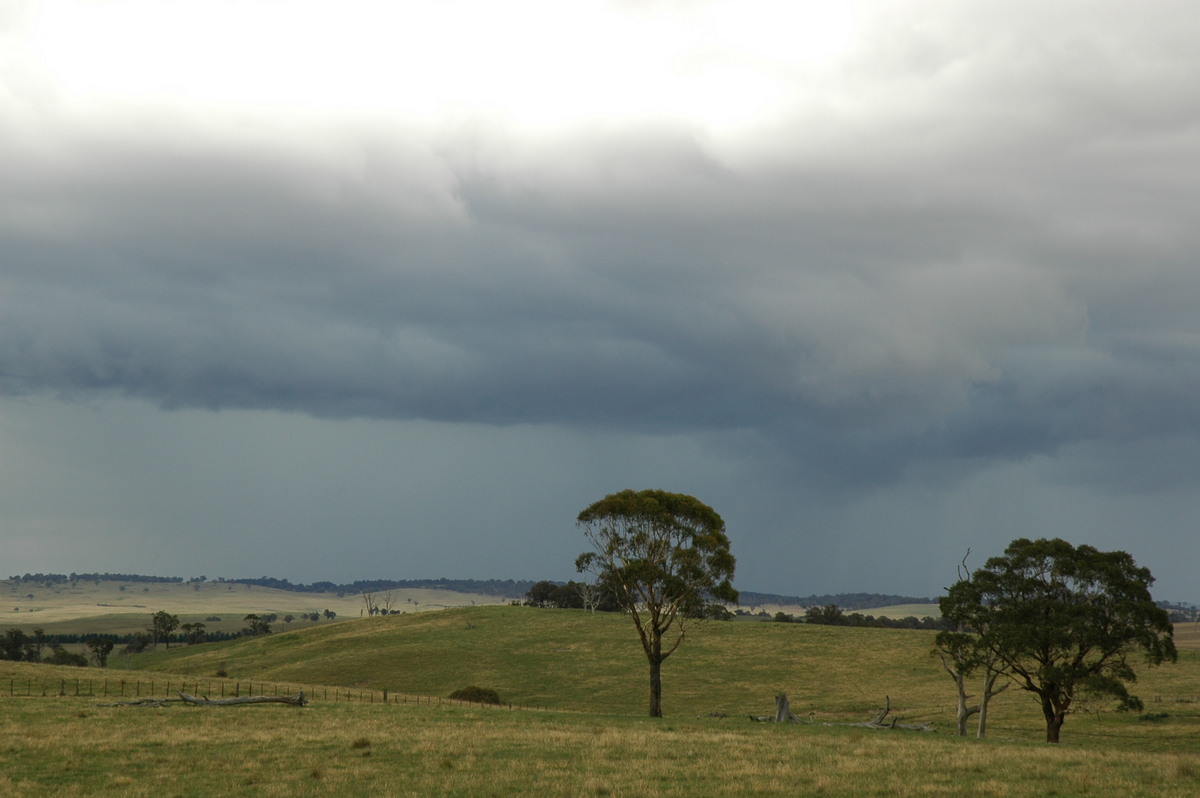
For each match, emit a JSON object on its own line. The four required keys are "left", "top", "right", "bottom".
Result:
{"left": 449, "top": 685, "right": 501, "bottom": 705}
{"left": 47, "top": 648, "right": 88, "bottom": 667}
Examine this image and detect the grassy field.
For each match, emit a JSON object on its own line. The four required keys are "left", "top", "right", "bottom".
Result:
{"left": 2, "top": 684, "right": 1199, "bottom": 797}
{"left": 3, "top": 604, "right": 1200, "bottom": 795}
{"left": 116, "top": 606, "right": 1200, "bottom": 726}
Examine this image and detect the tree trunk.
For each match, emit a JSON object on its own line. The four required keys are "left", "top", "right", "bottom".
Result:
{"left": 1046, "top": 714, "right": 1065, "bottom": 743}
{"left": 1041, "top": 695, "right": 1066, "bottom": 743}
{"left": 976, "top": 694, "right": 991, "bottom": 739}
{"left": 936, "top": 651, "right": 978, "bottom": 736}
{"left": 976, "top": 669, "right": 1008, "bottom": 738}
{"left": 952, "top": 673, "right": 978, "bottom": 736}
{"left": 648, "top": 658, "right": 663, "bottom": 717}
{"left": 648, "top": 632, "right": 664, "bottom": 717}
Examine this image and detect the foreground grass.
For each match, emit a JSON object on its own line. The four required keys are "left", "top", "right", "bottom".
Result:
{"left": 5, "top": 606, "right": 1200, "bottom": 795}
{"left": 2, "top": 692, "right": 1200, "bottom": 797}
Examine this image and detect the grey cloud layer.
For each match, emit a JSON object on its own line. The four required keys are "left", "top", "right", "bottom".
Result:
{"left": 4, "top": 3, "right": 1200, "bottom": 493}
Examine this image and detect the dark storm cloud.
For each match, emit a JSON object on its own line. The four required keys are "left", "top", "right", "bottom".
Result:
{"left": 4, "top": 1, "right": 1200, "bottom": 601}
{"left": 4, "top": 75, "right": 1200, "bottom": 493}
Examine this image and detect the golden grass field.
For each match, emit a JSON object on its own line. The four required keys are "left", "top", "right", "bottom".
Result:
{"left": 0, "top": 578, "right": 516, "bottom": 635}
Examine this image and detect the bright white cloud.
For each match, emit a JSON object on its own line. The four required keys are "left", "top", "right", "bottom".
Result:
{"left": 18, "top": 0, "right": 864, "bottom": 133}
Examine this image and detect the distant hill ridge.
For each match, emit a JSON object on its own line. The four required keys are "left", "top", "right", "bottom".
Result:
{"left": 7, "top": 572, "right": 934, "bottom": 609}
{"left": 7, "top": 573, "right": 531, "bottom": 598}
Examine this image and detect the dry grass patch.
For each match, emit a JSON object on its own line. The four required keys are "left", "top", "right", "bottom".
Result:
{"left": 2, "top": 694, "right": 1200, "bottom": 796}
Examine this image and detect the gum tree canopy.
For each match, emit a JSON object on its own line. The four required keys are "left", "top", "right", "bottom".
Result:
{"left": 576, "top": 489, "right": 737, "bottom": 718}
{"left": 939, "top": 538, "right": 1176, "bottom": 743}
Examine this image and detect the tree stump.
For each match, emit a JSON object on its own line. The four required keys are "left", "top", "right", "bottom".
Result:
{"left": 775, "top": 693, "right": 794, "bottom": 723}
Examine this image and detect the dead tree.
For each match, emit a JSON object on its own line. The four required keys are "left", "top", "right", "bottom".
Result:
{"left": 575, "top": 581, "right": 602, "bottom": 614}
{"left": 935, "top": 550, "right": 1010, "bottom": 737}
{"left": 360, "top": 590, "right": 377, "bottom": 617}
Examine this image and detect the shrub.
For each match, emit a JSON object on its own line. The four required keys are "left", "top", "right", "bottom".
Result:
{"left": 448, "top": 685, "right": 501, "bottom": 705}
{"left": 47, "top": 647, "right": 88, "bottom": 667}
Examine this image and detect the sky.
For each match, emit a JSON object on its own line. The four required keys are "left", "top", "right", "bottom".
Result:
{"left": 2, "top": 0, "right": 1199, "bottom": 602}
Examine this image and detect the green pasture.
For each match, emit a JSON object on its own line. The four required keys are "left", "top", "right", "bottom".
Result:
{"left": 111, "top": 606, "right": 1200, "bottom": 740}
{"left": 3, "top": 605, "right": 1200, "bottom": 796}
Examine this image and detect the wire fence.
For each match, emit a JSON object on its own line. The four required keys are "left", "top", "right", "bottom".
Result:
{"left": 3, "top": 675, "right": 543, "bottom": 710}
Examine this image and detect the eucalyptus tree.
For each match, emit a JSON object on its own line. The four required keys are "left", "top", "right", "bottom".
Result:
{"left": 576, "top": 489, "right": 737, "bottom": 717}
{"left": 940, "top": 538, "right": 1175, "bottom": 743}
{"left": 149, "top": 610, "right": 180, "bottom": 649}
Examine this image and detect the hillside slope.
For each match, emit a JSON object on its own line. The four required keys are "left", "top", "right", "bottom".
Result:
{"left": 128, "top": 605, "right": 952, "bottom": 716}
{"left": 126, "top": 604, "right": 1200, "bottom": 733}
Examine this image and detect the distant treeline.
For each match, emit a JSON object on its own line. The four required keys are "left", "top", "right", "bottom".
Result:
{"left": 780, "top": 604, "right": 949, "bottom": 630}
{"left": 228, "top": 577, "right": 537, "bottom": 597}
{"left": 7, "top": 630, "right": 242, "bottom": 647}
{"left": 738, "top": 591, "right": 935, "bottom": 610}
{"left": 10, "top": 573, "right": 187, "bottom": 585}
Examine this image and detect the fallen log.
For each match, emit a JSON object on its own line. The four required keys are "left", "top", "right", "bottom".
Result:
{"left": 177, "top": 690, "right": 308, "bottom": 707}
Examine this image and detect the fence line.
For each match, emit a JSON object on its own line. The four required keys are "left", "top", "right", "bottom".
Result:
{"left": 4, "top": 676, "right": 541, "bottom": 711}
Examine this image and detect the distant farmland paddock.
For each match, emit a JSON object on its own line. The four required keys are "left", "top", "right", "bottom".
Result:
{"left": 741, "top": 601, "right": 941, "bottom": 619}
{"left": 0, "top": 578, "right": 517, "bottom": 636}
{"left": 860, "top": 603, "right": 941, "bottom": 619}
